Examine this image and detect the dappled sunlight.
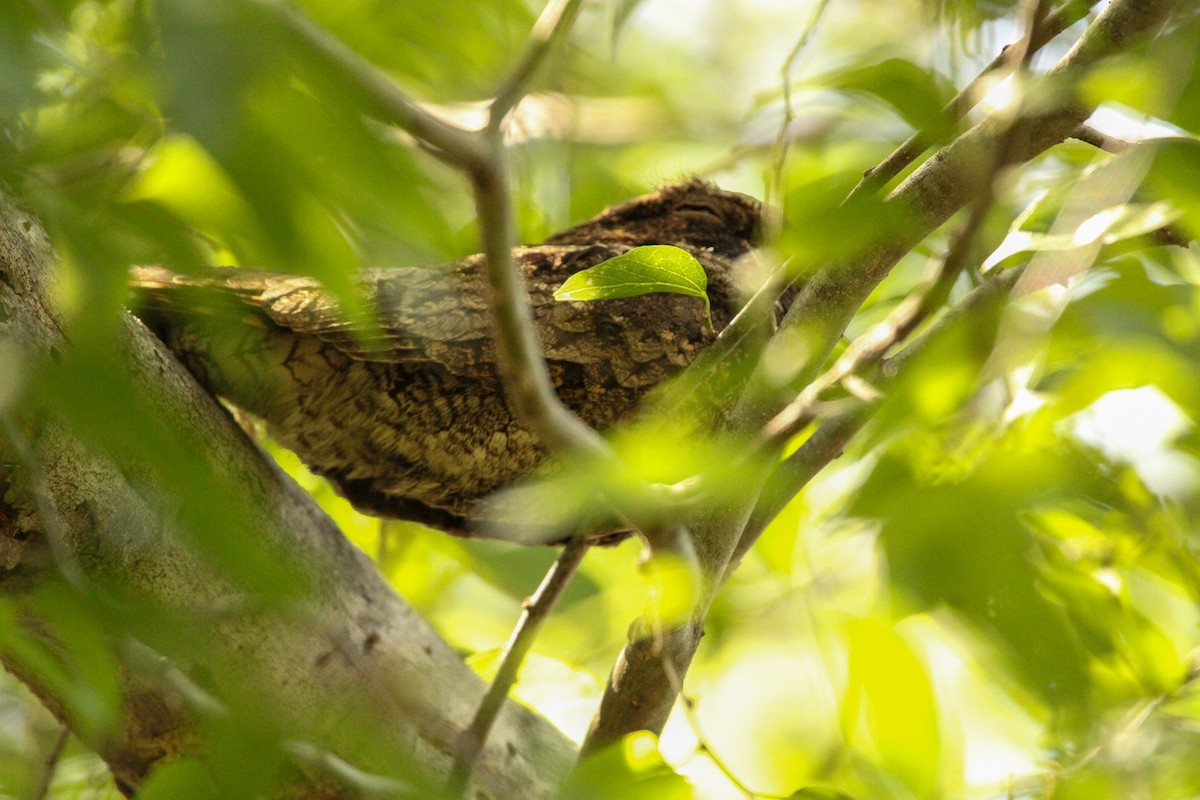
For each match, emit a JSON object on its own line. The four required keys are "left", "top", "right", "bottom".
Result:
{"left": 909, "top": 614, "right": 1044, "bottom": 796}
{"left": 671, "top": 636, "right": 844, "bottom": 796}
{"left": 1065, "top": 386, "right": 1200, "bottom": 498}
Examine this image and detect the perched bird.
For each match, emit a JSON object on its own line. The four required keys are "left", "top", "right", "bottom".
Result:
{"left": 131, "top": 180, "right": 767, "bottom": 541}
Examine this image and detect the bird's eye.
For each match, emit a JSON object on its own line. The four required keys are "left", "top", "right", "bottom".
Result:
{"left": 673, "top": 202, "right": 725, "bottom": 224}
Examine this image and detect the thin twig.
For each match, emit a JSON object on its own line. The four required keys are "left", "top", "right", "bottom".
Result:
{"left": 471, "top": 0, "right": 618, "bottom": 462}
{"left": 118, "top": 639, "right": 229, "bottom": 720}
{"left": 446, "top": 537, "right": 589, "bottom": 798}
{"left": 845, "top": 0, "right": 1099, "bottom": 202}
{"left": 660, "top": 675, "right": 759, "bottom": 799}
{"left": 31, "top": 725, "right": 70, "bottom": 800}
{"left": 490, "top": 0, "right": 586, "bottom": 124}
{"left": 468, "top": 139, "right": 614, "bottom": 462}
{"left": 768, "top": 0, "right": 833, "bottom": 208}
{"left": 241, "top": 0, "right": 486, "bottom": 169}
{"left": 658, "top": 646, "right": 793, "bottom": 799}
{"left": 375, "top": 520, "right": 389, "bottom": 564}
{"left": 1070, "top": 123, "right": 1135, "bottom": 154}
{"left": 286, "top": 741, "right": 415, "bottom": 798}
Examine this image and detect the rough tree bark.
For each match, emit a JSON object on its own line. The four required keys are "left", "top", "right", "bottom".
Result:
{"left": 0, "top": 195, "right": 573, "bottom": 797}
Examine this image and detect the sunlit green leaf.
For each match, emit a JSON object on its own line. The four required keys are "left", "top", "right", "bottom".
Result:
{"left": 1147, "top": 139, "right": 1200, "bottom": 241}
{"left": 854, "top": 447, "right": 1096, "bottom": 710}
{"left": 126, "top": 135, "right": 258, "bottom": 247}
{"left": 845, "top": 620, "right": 941, "bottom": 798}
{"left": 554, "top": 245, "right": 712, "bottom": 329}
{"left": 988, "top": 202, "right": 1181, "bottom": 267}
{"left": 138, "top": 759, "right": 219, "bottom": 800}
{"left": 562, "top": 732, "right": 692, "bottom": 800}
{"left": 818, "top": 58, "right": 955, "bottom": 139}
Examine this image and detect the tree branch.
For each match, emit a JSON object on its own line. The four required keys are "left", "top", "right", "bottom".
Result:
{"left": 240, "top": 0, "right": 487, "bottom": 170}
{"left": 469, "top": 0, "right": 623, "bottom": 467}
{"left": 846, "top": 0, "right": 1100, "bottom": 201}
{"left": 490, "top": 0, "right": 586, "bottom": 123}
{"left": 760, "top": 0, "right": 1049, "bottom": 452}
{"left": 579, "top": 0, "right": 1181, "bottom": 758}
{"left": 0, "top": 192, "right": 574, "bottom": 798}
{"left": 750, "top": 0, "right": 1176, "bottom": 429}
{"left": 768, "top": 0, "right": 834, "bottom": 206}
{"left": 31, "top": 726, "right": 70, "bottom": 800}
{"left": 468, "top": 140, "right": 613, "bottom": 461}
{"left": 447, "top": 536, "right": 589, "bottom": 797}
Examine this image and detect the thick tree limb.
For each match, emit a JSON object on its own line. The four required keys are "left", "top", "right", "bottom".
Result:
{"left": 0, "top": 194, "right": 574, "bottom": 797}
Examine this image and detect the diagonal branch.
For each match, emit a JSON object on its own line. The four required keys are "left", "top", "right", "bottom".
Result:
{"left": 747, "top": 0, "right": 1177, "bottom": 434}
{"left": 240, "top": 0, "right": 487, "bottom": 169}
{"left": 446, "top": 537, "right": 589, "bottom": 798}
{"left": 579, "top": 0, "right": 1182, "bottom": 760}
{"left": 490, "top": 0, "right": 587, "bottom": 123}
{"left": 846, "top": 0, "right": 1100, "bottom": 201}
{"left": 759, "top": 0, "right": 1051, "bottom": 454}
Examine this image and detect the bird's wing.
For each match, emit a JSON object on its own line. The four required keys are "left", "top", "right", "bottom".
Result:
{"left": 131, "top": 240, "right": 722, "bottom": 390}
{"left": 131, "top": 242, "right": 631, "bottom": 350}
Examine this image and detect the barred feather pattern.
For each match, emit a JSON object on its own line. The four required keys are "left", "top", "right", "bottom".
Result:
{"left": 130, "top": 180, "right": 767, "bottom": 542}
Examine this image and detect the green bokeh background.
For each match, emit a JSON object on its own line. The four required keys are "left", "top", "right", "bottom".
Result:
{"left": 3, "top": 1, "right": 1200, "bottom": 798}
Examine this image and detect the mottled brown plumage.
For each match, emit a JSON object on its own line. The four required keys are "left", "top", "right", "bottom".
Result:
{"left": 130, "top": 180, "right": 766, "bottom": 541}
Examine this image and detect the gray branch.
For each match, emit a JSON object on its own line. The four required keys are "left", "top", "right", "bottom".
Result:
{"left": 0, "top": 193, "right": 573, "bottom": 797}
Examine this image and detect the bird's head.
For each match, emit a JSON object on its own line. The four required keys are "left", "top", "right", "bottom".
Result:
{"left": 542, "top": 179, "right": 768, "bottom": 260}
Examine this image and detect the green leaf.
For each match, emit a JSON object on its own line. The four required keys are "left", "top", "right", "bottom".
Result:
{"left": 561, "top": 732, "right": 692, "bottom": 800}
{"left": 821, "top": 58, "right": 955, "bottom": 139}
{"left": 845, "top": 620, "right": 941, "bottom": 799}
{"left": 554, "top": 245, "right": 712, "bottom": 329}
{"left": 139, "top": 759, "right": 219, "bottom": 800}
{"left": 987, "top": 201, "right": 1181, "bottom": 268}
{"left": 1147, "top": 139, "right": 1200, "bottom": 240}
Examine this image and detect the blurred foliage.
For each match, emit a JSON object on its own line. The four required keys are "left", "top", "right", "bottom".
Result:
{"left": 2, "top": 1, "right": 1200, "bottom": 799}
